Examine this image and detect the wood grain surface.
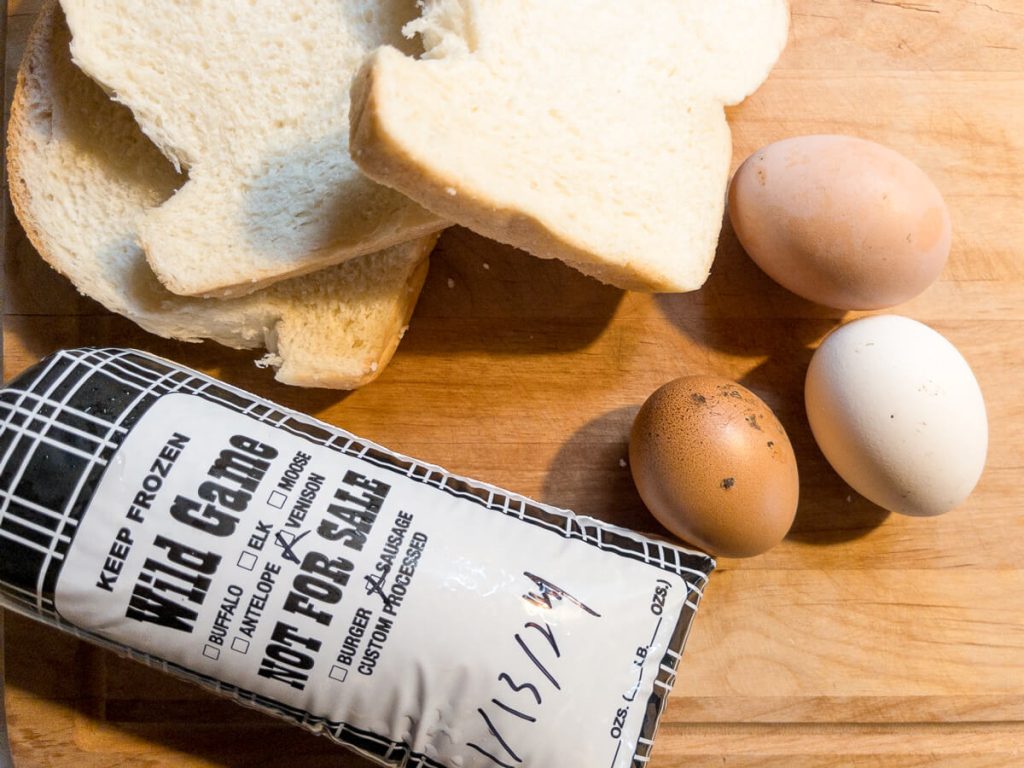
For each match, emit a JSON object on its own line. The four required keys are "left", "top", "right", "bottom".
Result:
{"left": 3, "top": 1, "right": 1023, "bottom": 766}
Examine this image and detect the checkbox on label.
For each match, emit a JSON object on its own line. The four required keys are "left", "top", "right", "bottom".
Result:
{"left": 268, "top": 491, "right": 287, "bottom": 509}
{"left": 203, "top": 644, "right": 221, "bottom": 661}
{"left": 237, "top": 551, "right": 258, "bottom": 571}
{"left": 276, "top": 529, "right": 295, "bottom": 546}
{"left": 329, "top": 665, "right": 348, "bottom": 683}
{"left": 231, "top": 637, "right": 250, "bottom": 654}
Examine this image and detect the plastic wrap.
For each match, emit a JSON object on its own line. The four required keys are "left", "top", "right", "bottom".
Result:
{"left": 0, "top": 348, "right": 714, "bottom": 767}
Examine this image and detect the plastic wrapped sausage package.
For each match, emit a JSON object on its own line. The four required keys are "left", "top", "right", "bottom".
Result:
{"left": 0, "top": 348, "right": 714, "bottom": 767}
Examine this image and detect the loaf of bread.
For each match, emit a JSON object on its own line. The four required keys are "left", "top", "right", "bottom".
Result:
{"left": 58, "top": 0, "right": 447, "bottom": 297}
{"left": 7, "top": 2, "right": 437, "bottom": 389}
{"left": 350, "top": 0, "right": 789, "bottom": 292}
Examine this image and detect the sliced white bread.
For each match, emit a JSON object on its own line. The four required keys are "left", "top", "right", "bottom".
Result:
{"left": 350, "top": 0, "right": 789, "bottom": 293}
{"left": 8, "top": 2, "right": 437, "bottom": 389}
{"left": 57, "top": 0, "right": 447, "bottom": 298}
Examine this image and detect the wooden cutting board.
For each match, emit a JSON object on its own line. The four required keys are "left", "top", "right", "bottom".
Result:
{"left": 2, "top": 1, "right": 1023, "bottom": 765}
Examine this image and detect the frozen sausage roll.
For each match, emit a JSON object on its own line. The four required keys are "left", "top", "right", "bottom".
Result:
{"left": 0, "top": 347, "right": 714, "bottom": 768}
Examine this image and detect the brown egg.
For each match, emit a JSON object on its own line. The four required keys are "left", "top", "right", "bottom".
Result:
{"left": 629, "top": 376, "right": 799, "bottom": 558}
{"left": 728, "top": 135, "right": 951, "bottom": 310}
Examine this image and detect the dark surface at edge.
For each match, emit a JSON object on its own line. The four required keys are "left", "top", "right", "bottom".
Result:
{"left": 1, "top": 0, "right": 16, "bottom": 764}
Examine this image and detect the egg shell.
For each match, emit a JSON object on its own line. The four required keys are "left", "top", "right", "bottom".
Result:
{"left": 629, "top": 376, "right": 799, "bottom": 558}
{"left": 805, "top": 315, "right": 987, "bottom": 517}
{"left": 728, "top": 135, "right": 952, "bottom": 310}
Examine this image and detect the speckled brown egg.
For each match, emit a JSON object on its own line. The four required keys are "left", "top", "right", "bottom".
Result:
{"left": 728, "top": 135, "right": 951, "bottom": 310}
{"left": 629, "top": 376, "right": 799, "bottom": 558}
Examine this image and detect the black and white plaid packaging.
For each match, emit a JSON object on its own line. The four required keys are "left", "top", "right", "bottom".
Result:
{"left": 0, "top": 348, "right": 714, "bottom": 768}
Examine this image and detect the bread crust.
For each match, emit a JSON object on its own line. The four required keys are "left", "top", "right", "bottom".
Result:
{"left": 7, "top": 1, "right": 73, "bottom": 307}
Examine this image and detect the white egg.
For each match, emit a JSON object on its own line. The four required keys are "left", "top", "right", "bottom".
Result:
{"left": 805, "top": 315, "right": 987, "bottom": 517}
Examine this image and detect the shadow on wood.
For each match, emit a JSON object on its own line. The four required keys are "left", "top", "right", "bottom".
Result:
{"left": 542, "top": 404, "right": 677, "bottom": 540}
{"left": 3, "top": 612, "right": 377, "bottom": 767}
{"left": 655, "top": 215, "right": 845, "bottom": 356}
{"left": 405, "top": 227, "right": 624, "bottom": 357}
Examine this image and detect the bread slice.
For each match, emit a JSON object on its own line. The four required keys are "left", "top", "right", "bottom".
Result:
{"left": 350, "top": 0, "right": 789, "bottom": 293}
{"left": 57, "top": 0, "right": 447, "bottom": 298}
{"left": 7, "top": 2, "right": 437, "bottom": 390}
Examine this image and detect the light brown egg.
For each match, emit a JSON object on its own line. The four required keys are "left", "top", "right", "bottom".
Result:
{"left": 629, "top": 376, "right": 799, "bottom": 558}
{"left": 728, "top": 135, "right": 951, "bottom": 310}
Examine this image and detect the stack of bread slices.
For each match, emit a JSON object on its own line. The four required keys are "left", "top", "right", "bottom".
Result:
{"left": 8, "top": 0, "right": 789, "bottom": 389}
